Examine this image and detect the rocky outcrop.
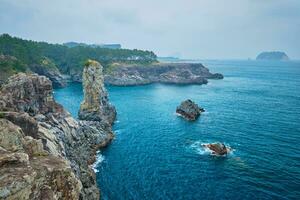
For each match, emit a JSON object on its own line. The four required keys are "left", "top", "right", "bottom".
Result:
{"left": 0, "top": 73, "right": 114, "bottom": 199}
{"left": 256, "top": 51, "right": 289, "bottom": 61}
{"left": 29, "top": 57, "right": 67, "bottom": 88}
{"left": 104, "top": 63, "right": 223, "bottom": 86}
{"left": 176, "top": 99, "right": 204, "bottom": 121}
{"left": 79, "top": 60, "right": 116, "bottom": 125}
{"left": 0, "top": 118, "right": 82, "bottom": 199}
{"left": 202, "top": 143, "right": 231, "bottom": 156}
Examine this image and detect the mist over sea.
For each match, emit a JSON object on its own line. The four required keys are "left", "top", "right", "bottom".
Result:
{"left": 54, "top": 60, "right": 300, "bottom": 200}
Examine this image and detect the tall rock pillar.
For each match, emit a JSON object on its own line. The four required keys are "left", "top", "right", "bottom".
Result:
{"left": 78, "top": 60, "right": 116, "bottom": 125}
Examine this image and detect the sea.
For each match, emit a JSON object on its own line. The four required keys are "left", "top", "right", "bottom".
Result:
{"left": 54, "top": 60, "right": 300, "bottom": 200}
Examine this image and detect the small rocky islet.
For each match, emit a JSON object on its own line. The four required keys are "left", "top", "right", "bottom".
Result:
{"left": 176, "top": 100, "right": 231, "bottom": 156}
{"left": 202, "top": 143, "right": 231, "bottom": 156}
{"left": 176, "top": 99, "right": 205, "bottom": 121}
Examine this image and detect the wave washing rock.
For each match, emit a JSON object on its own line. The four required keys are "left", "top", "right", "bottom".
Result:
{"left": 79, "top": 60, "right": 116, "bottom": 125}
{"left": 0, "top": 73, "right": 115, "bottom": 199}
{"left": 104, "top": 63, "right": 223, "bottom": 86}
{"left": 202, "top": 143, "right": 231, "bottom": 156}
{"left": 176, "top": 99, "right": 204, "bottom": 121}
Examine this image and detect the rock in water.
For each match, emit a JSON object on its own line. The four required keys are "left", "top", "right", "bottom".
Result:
{"left": 176, "top": 99, "right": 204, "bottom": 121}
{"left": 79, "top": 60, "right": 116, "bottom": 124}
{"left": 202, "top": 143, "right": 230, "bottom": 156}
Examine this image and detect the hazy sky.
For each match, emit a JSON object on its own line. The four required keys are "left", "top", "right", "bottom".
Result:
{"left": 1, "top": 0, "right": 299, "bottom": 59}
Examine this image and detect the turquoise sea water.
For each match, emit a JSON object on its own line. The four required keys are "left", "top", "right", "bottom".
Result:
{"left": 54, "top": 60, "right": 300, "bottom": 200}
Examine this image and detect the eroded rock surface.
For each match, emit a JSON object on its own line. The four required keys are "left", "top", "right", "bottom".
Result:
{"left": 176, "top": 99, "right": 204, "bottom": 121}
{"left": 0, "top": 73, "right": 114, "bottom": 199}
{"left": 104, "top": 63, "right": 223, "bottom": 86}
{"left": 79, "top": 60, "right": 116, "bottom": 125}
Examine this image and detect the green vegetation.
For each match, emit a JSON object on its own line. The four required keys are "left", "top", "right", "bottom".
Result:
{"left": 0, "top": 34, "right": 158, "bottom": 75}
{"left": 0, "top": 54, "right": 27, "bottom": 84}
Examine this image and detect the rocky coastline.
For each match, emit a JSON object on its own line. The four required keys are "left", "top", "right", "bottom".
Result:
{"left": 68, "top": 62, "right": 223, "bottom": 86}
{"left": 0, "top": 70, "right": 115, "bottom": 199}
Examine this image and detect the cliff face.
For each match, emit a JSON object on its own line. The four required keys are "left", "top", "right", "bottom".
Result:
{"left": 29, "top": 57, "right": 67, "bottom": 88}
{"left": 105, "top": 63, "right": 223, "bottom": 86}
{"left": 0, "top": 73, "right": 114, "bottom": 199}
{"left": 79, "top": 60, "right": 116, "bottom": 125}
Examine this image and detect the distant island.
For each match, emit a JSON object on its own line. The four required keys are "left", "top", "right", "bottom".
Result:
{"left": 256, "top": 51, "right": 289, "bottom": 61}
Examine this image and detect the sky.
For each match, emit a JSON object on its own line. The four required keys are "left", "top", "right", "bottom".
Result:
{"left": 0, "top": 0, "right": 299, "bottom": 59}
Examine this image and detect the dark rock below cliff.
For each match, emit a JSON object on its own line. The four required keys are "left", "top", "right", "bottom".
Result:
{"left": 29, "top": 57, "right": 67, "bottom": 88}
{"left": 176, "top": 99, "right": 204, "bottom": 121}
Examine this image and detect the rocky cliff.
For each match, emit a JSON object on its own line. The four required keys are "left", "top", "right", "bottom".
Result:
{"left": 0, "top": 73, "right": 114, "bottom": 199}
{"left": 79, "top": 60, "right": 116, "bottom": 125}
{"left": 29, "top": 57, "right": 67, "bottom": 88}
{"left": 104, "top": 63, "right": 223, "bottom": 86}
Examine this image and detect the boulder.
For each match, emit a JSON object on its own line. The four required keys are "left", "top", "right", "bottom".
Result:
{"left": 176, "top": 99, "right": 204, "bottom": 121}
{"left": 79, "top": 60, "right": 116, "bottom": 125}
{"left": 202, "top": 143, "right": 231, "bottom": 156}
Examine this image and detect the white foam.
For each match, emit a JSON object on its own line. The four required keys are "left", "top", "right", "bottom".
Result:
{"left": 190, "top": 141, "right": 211, "bottom": 155}
{"left": 92, "top": 151, "right": 105, "bottom": 173}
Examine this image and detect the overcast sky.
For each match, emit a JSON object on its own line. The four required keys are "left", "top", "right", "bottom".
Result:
{"left": 1, "top": 0, "right": 299, "bottom": 59}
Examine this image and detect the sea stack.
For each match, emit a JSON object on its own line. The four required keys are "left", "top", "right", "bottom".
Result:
{"left": 176, "top": 99, "right": 204, "bottom": 121}
{"left": 78, "top": 60, "right": 116, "bottom": 124}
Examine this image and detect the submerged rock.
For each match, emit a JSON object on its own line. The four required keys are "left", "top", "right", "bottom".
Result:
{"left": 176, "top": 99, "right": 204, "bottom": 121}
{"left": 79, "top": 60, "right": 116, "bottom": 125}
{"left": 0, "top": 73, "right": 115, "bottom": 199}
{"left": 202, "top": 143, "right": 231, "bottom": 156}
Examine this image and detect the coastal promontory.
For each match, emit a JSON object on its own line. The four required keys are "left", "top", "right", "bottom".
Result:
{"left": 104, "top": 63, "right": 223, "bottom": 86}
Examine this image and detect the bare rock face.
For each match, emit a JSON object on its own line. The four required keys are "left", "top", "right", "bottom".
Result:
{"left": 0, "top": 73, "right": 115, "bottom": 199}
{"left": 0, "top": 118, "right": 82, "bottom": 200}
{"left": 0, "top": 73, "right": 63, "bottom": 115}
{"left": 79, "top": 60, "right": 116, "bottom": 125}
{"left": 104, "top": 63, "right": 223, "bottom": 86}
{"left": 176, "top": 99, "right": 204, "bottom": 121}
